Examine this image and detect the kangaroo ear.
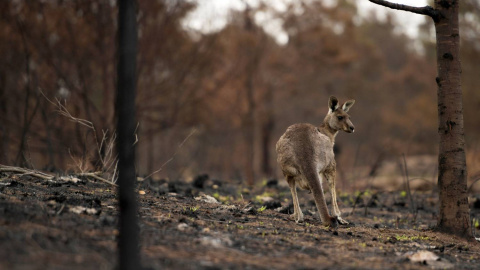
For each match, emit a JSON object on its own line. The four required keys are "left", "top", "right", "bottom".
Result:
{"left": 328, "top": 96, "right": 339, "bottom": 113}
{"left": 342, "top": 99, "right": 355, "bottom": 112}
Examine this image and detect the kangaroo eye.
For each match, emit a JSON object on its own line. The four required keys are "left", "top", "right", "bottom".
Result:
{"left": 337, "top": 116, "right": 344, "bottom": 120}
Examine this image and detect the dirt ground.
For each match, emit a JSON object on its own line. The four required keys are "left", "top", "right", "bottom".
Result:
{"left": 1, "top": 171, "right": 480, "bottom": 270}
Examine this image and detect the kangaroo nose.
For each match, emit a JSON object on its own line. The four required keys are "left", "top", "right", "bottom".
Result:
{"left": 350, "top": 126, "right": 355, "bottom": 132}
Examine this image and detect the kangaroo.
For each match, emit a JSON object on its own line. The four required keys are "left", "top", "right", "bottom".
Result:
{"left": 276, "top": 96, "right": 355, "bottom": 227}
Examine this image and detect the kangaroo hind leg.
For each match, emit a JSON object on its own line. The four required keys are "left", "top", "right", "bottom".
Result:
{"left": 304, "top": 168, "right": 337, "bottom": 228}
{"left": 324, "top": 168, "right": 349, "bottom": 225}
{"left": 287, "top": 176, "right": 304, "bottom": 223}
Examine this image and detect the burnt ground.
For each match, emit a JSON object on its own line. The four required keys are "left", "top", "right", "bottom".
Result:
{"left": 1, "top": 172, "right": 480, "bottom": 270}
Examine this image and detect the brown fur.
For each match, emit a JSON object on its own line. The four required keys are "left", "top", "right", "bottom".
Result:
{"left": 276, "top": 96, "right": 355, "bottom": 227}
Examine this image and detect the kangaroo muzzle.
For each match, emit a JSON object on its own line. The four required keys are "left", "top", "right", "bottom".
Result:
{"left": 346, "top": 120, "right": 355, "bottom": 133}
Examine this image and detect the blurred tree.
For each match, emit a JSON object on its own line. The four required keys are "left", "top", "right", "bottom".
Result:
{"left": 116, "top": 0, "right": 140, "bottom": 269}
{"left": 242, "top": 6, "right": 264, "bottom": 186}
{"left": 369, "top": 0, "right": 471, "bottom": 238}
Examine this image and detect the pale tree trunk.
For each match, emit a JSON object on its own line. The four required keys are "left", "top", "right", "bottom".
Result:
{"left": 368, "top": 0, "right": 471, "bottom": 238}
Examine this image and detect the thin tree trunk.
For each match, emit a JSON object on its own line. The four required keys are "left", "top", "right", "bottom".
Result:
{"left": 243, "top": 8, "right": 256, "bottom": 187}
{"left": 147, "top": 133, "right": 154, "bottom": 174}
{"left": 16, "top": 19, "right": 33, "bottom": 167}
{"left": 261, "top": 86, "right": 274, "bottom": 177}
{"left": 434, "top": 0, "right": 471, "bottom": 237}
{"left": 261, "top": 116, "right": 273, "bottom": 177}
{"left": 40, "top": 100, "right": 55, "bottom": 170}
{"left": 116, "top": 0, "right": 140, "bottom": 269}
{"left": 0, "top": 74, "right": 9, "bottom": 164}
{"left": 244, "top": 72, "right": 255, "bottom": 187}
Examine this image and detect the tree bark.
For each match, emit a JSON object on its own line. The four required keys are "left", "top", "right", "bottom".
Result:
{"left": 368, "top": 0, "right": 472, "bottom": 238}
{"left": 116, "top": 0, "right": 141, "bottom": 269}
{"left": 434, "top": 0, "right": 471, "bottom": 237}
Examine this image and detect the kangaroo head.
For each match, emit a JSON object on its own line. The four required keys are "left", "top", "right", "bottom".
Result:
{"left": 326, "top": 96, "right": 355, "bottom": 133}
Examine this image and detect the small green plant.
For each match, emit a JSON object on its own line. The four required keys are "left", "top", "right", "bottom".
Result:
{"left": 261, "top": 179, "right": 268, "bottom": 187}
{"left": 212, "top": 192, "right": 232, "bottom": 203}
{"left": 349, "top": 196, "right": 355, "bottom": 205}
{"left": 400, "top": 190, "right": 407, "bottom": 197}
{"left": 241, "top": 188, "right": 250, "bottom": 194}
{"left": 354, "top": 189, "right": 371, "bottom": 197}
{"left": 190, "top": 206, "right": 200, "bottom": 212}
{"left": 394, "top": 234, "right": 430, "bottom": 241}
{"left": 257, "top": 205, "right": 267, "bottom": 212}
{"left": 237, "top": 225, "right": 244, "bottom": 230}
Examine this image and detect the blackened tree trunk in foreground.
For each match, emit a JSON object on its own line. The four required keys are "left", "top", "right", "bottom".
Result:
{"left": 368, "top": 0, "right": 471, "bottom": 238}
{"left": 116, "top": 0, "right": 140, "bottom": 269}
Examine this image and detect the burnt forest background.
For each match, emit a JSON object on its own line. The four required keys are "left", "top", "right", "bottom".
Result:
{"left": 1, "top": 0, "right": 480, "bottom": 192}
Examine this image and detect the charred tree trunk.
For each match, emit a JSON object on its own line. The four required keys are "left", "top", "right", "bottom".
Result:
{"left": 0, "top": 72, "right": 8, "bottom": 164}
{"left": 243, "top": 8, "right": 256, "bottom": 187}
{"left": 261, "top": 117, "right": 273, "bottom": 177}
{"left": 261, "top": 86, "right": 275, "bottom": 177}
{"left": 368, "top": 0, "right": 471, "bottom": 238}
{"left": 40, "top": 100, "right": 55, "bottom": 170}
{"left": 147, "top": 133, "right": 155, "bottom": 175}
{"left": 434, "top": 0, "right": 470, "bottom": 237}
{"left": 116, "top": 0, "right": 140, "bottom": 269}
{"left": 244, "top": 67, "right": 256, "bottom": 187}
{"left": 15, "top": 19, "right": 39, "bottom": 168}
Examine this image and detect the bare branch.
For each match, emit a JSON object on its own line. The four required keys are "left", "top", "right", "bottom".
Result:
{"left": 39, "top": 89, "right": 94, "bottom": 129}
{"left": 77, "top": 172, "right": 118, "bottom": 187}
{"left": 133, "top": 122, "right": 140, "bottom": 146}
{"left": 0, "top": 165, "right": 54, "bottom": 180}
{"left": 40, "top": 89, "right": 119, "bottom": 178}
{"left": 368, "top": 0, "right": 439, "bottom": 21}
{"left": 142, "top": 128, "right": 197, "bottom": 181}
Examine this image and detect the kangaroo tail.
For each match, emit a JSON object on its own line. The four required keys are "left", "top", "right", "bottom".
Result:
{"left": 301, "top": 165, "right": 331, "bottom": 224}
